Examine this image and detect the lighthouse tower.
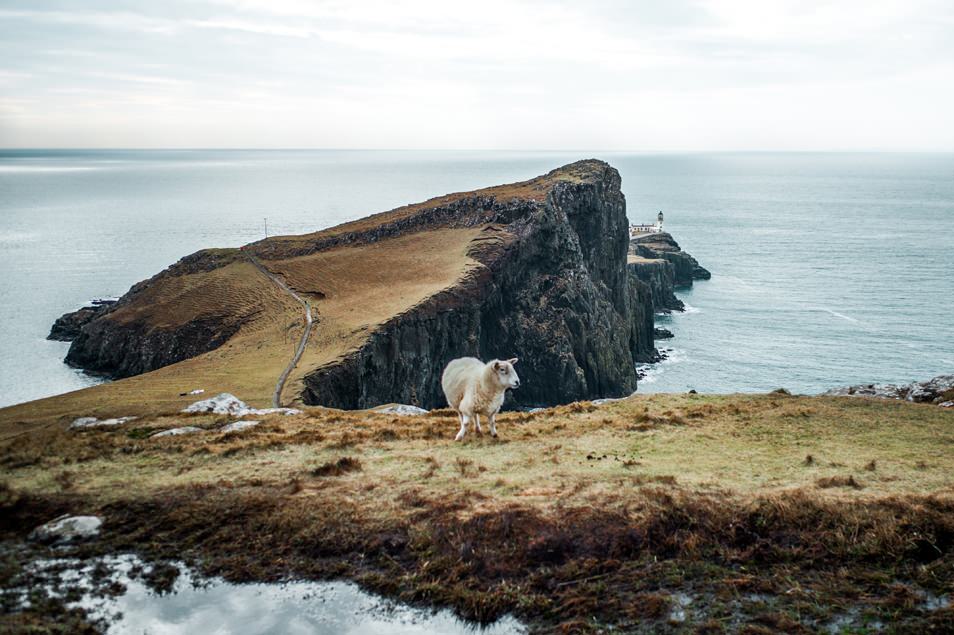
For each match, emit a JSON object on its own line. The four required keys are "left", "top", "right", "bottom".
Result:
{"left": 655, "top": 211, "right": 664, "bottom": 232}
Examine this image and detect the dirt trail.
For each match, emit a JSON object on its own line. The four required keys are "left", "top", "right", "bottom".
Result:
{"left": 245, "top": 254, "right": 314, "bottom": 407}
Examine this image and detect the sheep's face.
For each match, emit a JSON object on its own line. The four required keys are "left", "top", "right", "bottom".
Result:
{"left": 492, "top": 358, "right": 521, "bottom": 390}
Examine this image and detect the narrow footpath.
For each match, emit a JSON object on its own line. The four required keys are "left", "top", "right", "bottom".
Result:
{"left": 245, "top": 254, "right": 314, "bottom": 407}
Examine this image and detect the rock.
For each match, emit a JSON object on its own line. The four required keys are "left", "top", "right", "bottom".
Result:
{"left": 47, "top": 299, "right": 116, "bottom": 341}
{"left": 630, "top": 232, "right": 710, "bottom": 287}
{"left": 182, "top": 393, "right": 301, "bottom": 418}
{"left": 151, "top": 426, "right": 203, "bottom": 438}
{"left": 183, "top": 393, "right": 250, "bottom": 415}
{"left": 823, "top": 375, "right": 954, "bottom": 405}
{"left": 653, "top": 328, "right": 674, "bottom": 339}
{"left": 906, "top": 375, "right": 954, "bottom": 403}
{"left": 220, "top": 420, "right": 261, "bottom": 433}
{"left": 940, "top": 401, "right": 954, "bottom": 408}
{"left": 188, "top": 389, "right": 205, "bottom": 395}
{"left": 771, "top": 388, "right": 792, "bottom": 395}
{"left": 628, "top": 256, "right": 685, "bottom": 313}
{"left": 70, "top": 416, "right": 137, "bottom": 429}
{"left": 29, "top": 515, "right": 102, "bottom": 544}
{"left": 374, "top": 404, "right": 429, "bottom": 416}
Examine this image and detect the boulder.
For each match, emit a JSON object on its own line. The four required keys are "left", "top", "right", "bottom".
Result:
{"left": 182, "top": 393, "right": 300, "bottom": 417}
{"left": 374, "top": 404, "right": 429, "bottom": 416}
{"left": 70, "top": 416, "right": 137, "bottom": 429}
{"left": 151, "top": 426, "right": 203, "bottom": 438}
{"left": 29, "top": 515, "right": 102, "bottom": 544}
{"left": 220, "top": 420, "right": 261, "bottom": 433}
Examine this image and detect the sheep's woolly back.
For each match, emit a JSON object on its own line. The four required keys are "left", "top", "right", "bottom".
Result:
{"left": 441, "top": 357, "right": 485, "bottom": 410}
{"left": 441, "top": 357, "right": 512, "bottom": 415}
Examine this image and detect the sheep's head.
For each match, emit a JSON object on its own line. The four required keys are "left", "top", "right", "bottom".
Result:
{"left": 490, "top": 358, "right": 520, "bottom": 390}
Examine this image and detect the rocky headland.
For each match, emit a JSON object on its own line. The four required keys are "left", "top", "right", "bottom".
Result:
{"left": 45, "top": 160, "right": 707, "bottom": 413}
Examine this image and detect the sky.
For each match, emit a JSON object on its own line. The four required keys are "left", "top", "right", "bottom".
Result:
{"left": 0, "top": 0, "right": 952, "bottom": 150}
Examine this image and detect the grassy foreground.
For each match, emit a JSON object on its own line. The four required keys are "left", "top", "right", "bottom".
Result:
{"left": 2, "top": 393, "right": 953, "bottom": 633}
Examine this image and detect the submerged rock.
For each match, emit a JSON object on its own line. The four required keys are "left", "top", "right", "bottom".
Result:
{"left": 653, "top": 327, "right": 674, "bottom": 339}
{"left": 30, "top": 515, "right": 102, "bottom": 544}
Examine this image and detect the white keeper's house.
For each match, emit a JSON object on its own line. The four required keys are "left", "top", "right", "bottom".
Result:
{"left": 629, "top": 211, "right": 664, "bottom": 239}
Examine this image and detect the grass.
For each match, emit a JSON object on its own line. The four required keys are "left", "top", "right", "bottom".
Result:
{"left": 2, "top": 393, "right": 953, "bottom": 632}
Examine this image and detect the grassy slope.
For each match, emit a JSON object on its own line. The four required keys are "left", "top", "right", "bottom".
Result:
{"left": 2, "top": 393, "right": 952, "bottom": 632}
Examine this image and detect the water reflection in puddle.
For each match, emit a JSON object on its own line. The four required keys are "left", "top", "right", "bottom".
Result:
{"left": 32, "top": 555, "right": 526, "bottom": 635}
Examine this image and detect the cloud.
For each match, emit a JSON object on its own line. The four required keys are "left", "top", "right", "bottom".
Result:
{"left": 0, "top": 0, "right": 951, "bottom": 149}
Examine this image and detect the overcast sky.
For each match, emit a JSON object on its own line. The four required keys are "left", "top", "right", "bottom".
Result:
{"left": 1, "top": 0, "right": 952, "bottom": 150}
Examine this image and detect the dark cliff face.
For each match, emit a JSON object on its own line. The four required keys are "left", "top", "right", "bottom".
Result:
{"left": 631, "top": 232, "right": 710, "bottom": 287}
{"left": 65, "top": 315, "right": 241, "bottom": 378}
{"left": 304, "top": 162, "right": 652, "bottom": 409}
{"left": 626, "top": 258, "right": 684, "bottom": 313}
{"left": 48, "top": 300, "right": 115, "bottom": 342}
{"left": 60, "top": 248, "right": 249, "bottom": 378}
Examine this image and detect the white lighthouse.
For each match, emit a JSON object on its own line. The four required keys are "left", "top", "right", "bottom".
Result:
{"left": 655, "top": 211, "right": 664, "bottom": 232}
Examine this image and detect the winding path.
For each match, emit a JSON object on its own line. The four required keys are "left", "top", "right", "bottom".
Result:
{"left": 245, "top": 253, "right": 314, "bottom": 407}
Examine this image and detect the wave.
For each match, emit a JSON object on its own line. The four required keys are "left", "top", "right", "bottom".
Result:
{"left": 680, "top": 303, "right": 701, "bottom": 314}
{"left": 818, "top": 307, "right": 859, "bottom": 323}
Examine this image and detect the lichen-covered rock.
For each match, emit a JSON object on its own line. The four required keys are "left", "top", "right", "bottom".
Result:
{"left": 220, "top": 420, "right": 261, "bottom": 433}
{"left": 182, "top": 393, "right": 301, "bottom": 417}
{"left": 823, "top": 375, "right": 954, "bottom": 405}
{"left": 29, "top": 515, "right": 102, "bottom": 544}
{"left": 151, "top": 426, "right": 203, "bottom": 438}
{"left": 374, "top": 404, "right": 430, "bottom": 416}
{"left": 70, "top": 416, "right": 137, "bottom": 429}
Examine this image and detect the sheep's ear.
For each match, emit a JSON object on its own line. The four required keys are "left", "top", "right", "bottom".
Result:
{"left": 492, "top": 361, "right": 501, "bottom": 370}
{"left": 507, "top": 358, "right": 518, "bottom": 365}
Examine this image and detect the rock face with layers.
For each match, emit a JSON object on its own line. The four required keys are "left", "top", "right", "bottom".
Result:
{"left": 631, "top": 232, "right": 710, "bottom": 288}
{"left": 51, "top": 160, "right": 697, "bottom": 410}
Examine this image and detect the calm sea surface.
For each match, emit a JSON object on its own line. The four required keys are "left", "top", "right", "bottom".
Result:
{"left": 1, "top": 150, "right": 952, "bottom": 407}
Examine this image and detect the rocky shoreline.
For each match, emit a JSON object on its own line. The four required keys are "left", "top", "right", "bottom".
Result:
{"left": 823, "top": 375, "right": 954, "bottom": 407}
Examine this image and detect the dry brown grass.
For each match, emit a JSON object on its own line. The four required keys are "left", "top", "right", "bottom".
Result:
{"left": 2, "top": 393, "right": 954, "bottom": 631}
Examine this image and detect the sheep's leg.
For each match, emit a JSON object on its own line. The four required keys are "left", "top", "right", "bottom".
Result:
{"left": 455, "top": 413, "right": 471, "bottom": 441}
{"left": 474, "top": 414, "right": 482, "bottom": 435}
{"left": 489, "top": 413, "right": 498, "bottom": 438}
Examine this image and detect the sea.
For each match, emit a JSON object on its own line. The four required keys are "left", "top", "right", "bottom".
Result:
{"left": 1, "top": 150, "right": 952, "bottom": 408}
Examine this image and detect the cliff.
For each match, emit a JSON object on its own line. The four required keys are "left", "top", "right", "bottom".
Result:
{"left": 50, "top": 160, "right": 658, "bottom": 411}
{"left": 630, "top": 232, "right": 710, "bottom": 288}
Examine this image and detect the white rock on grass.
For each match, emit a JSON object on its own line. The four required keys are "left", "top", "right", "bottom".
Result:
{"left": 151, "top": 426, "right": 203, "bottom": 438}
{"left": 182, "top": 393, "right": 300, "bottom": 418}
{"left": 70, "top": 416, "right": 137, "bottom": 429}
{"left": 220, "top": 420, "right": 261, "bottom": 433}
{"left": 29, "top": 515, "right": 102, "bottom": 544}
{"left": 188, "top": 388, "right": 205, "bottom": 395}
{"left": 374, "top": 404, "right": 429, "bottom": 416}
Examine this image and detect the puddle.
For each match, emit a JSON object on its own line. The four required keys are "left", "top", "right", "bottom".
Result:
{"left": 20, "top": 555, "right": 526, "bottom": 635}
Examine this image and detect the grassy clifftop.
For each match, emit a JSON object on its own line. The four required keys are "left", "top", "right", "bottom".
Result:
{"left": 2, "top": 393, "right": 953, "bottom": 632}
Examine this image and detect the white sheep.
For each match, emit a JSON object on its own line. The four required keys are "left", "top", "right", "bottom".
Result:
{"left": 441, "top": 357, "right": 520, "bottom": 441}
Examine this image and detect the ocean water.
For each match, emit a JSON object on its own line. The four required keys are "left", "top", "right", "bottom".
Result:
{"left": 0, "top": 150, "right": 951, "bottom": 407}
